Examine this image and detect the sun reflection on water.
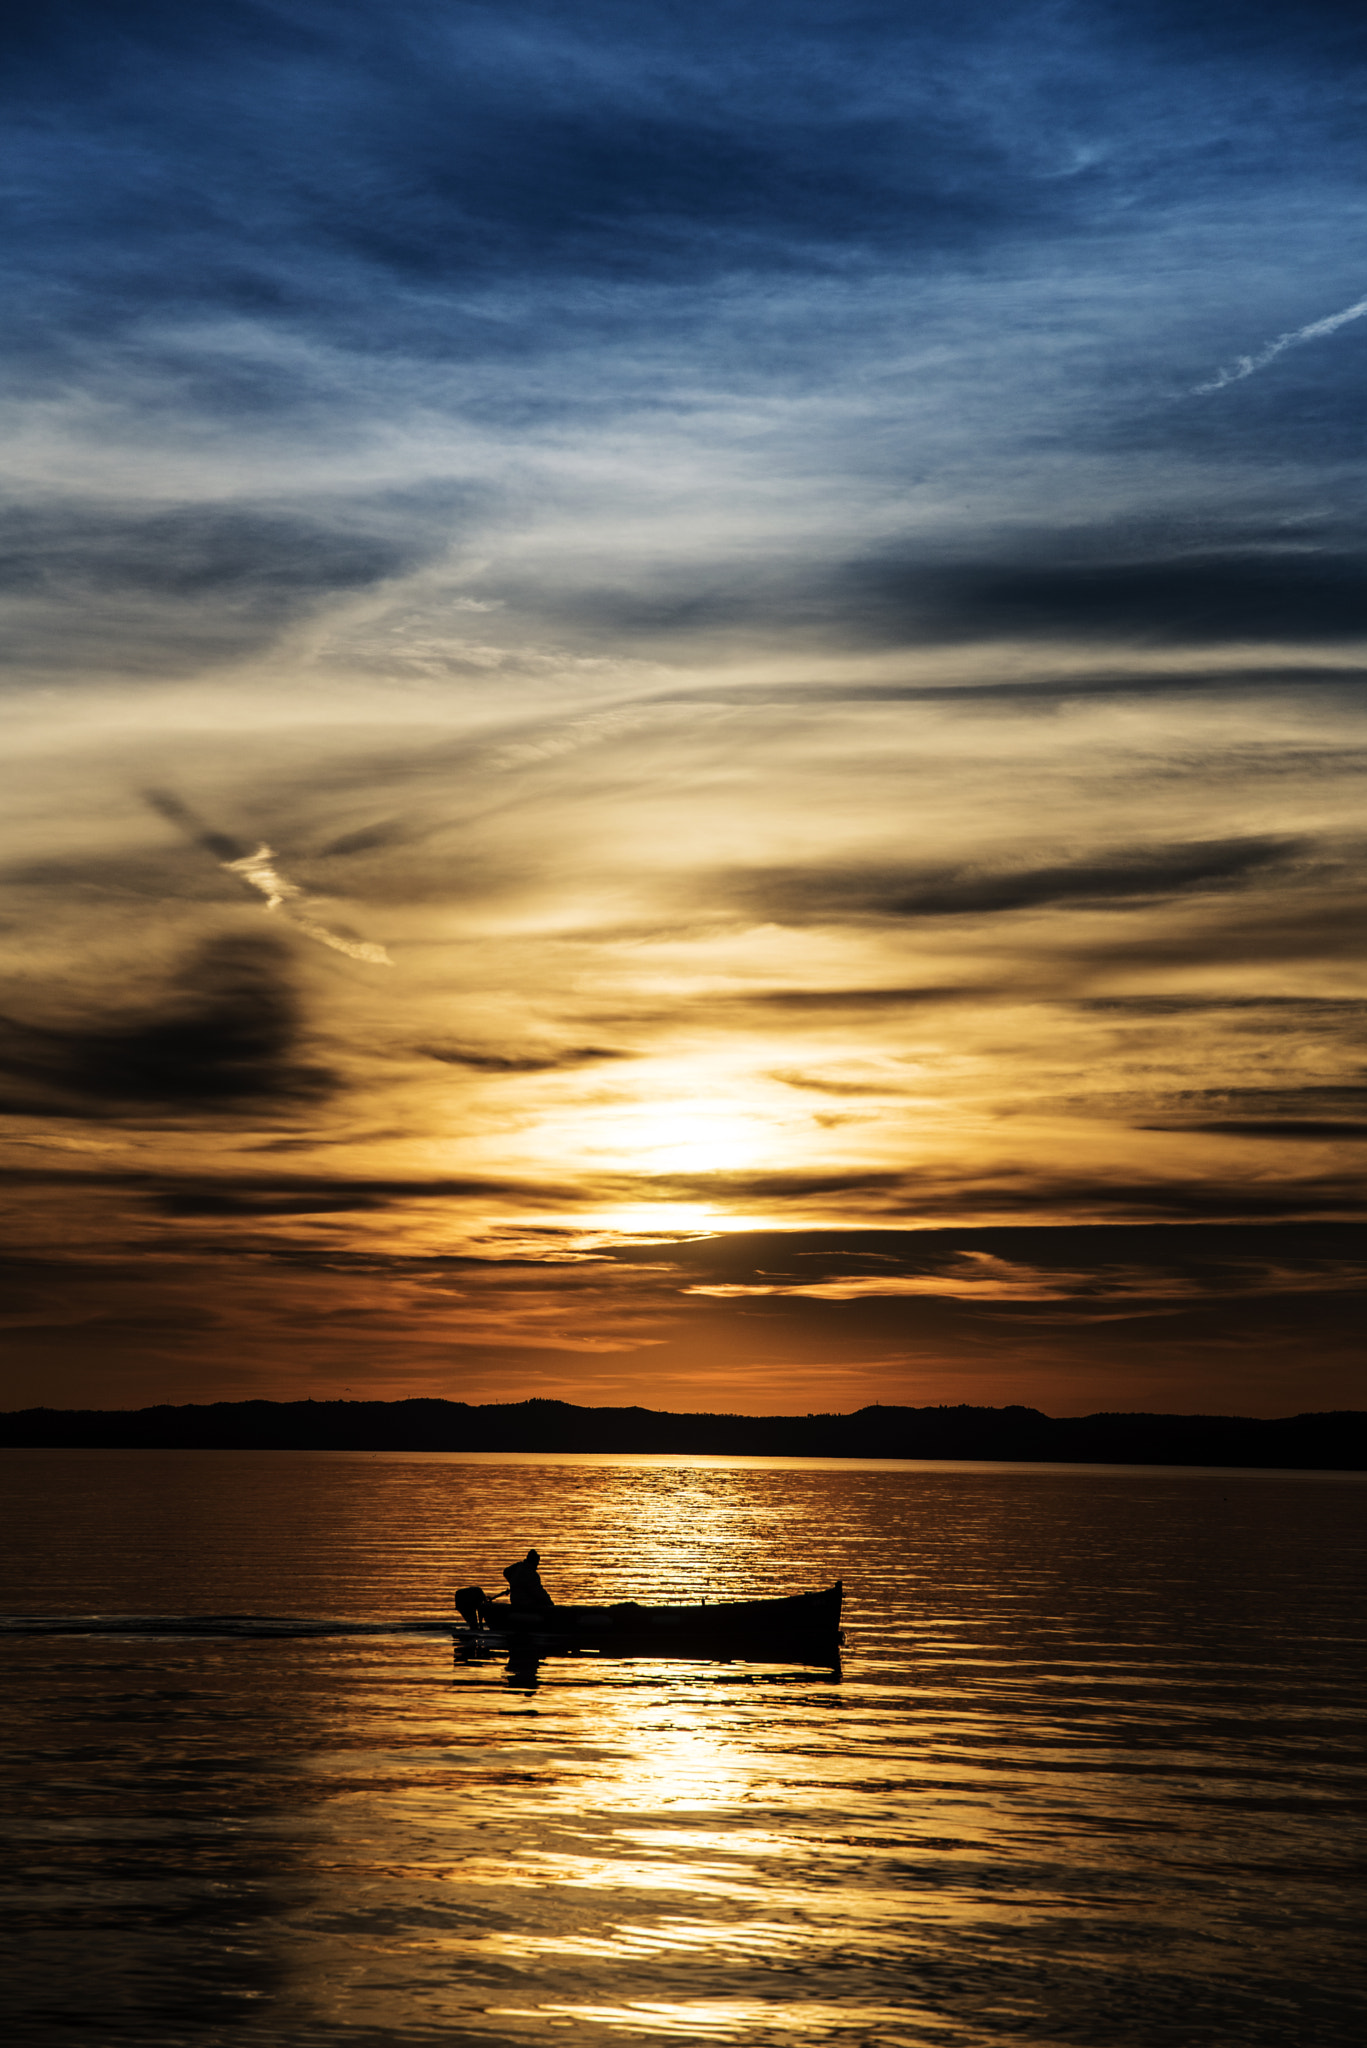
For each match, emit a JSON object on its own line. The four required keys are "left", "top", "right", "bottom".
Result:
{"left": 486, "top": 1999, "right": 939, "bottom": 2040}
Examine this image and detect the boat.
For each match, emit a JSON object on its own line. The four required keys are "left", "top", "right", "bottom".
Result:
{"left": 453, "top": 1579, "right": 843, "bottom": 1663}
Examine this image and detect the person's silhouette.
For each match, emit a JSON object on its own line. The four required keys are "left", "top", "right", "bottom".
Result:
{"left": 503, "top": 1547, "right": 555, "bottom": 1614}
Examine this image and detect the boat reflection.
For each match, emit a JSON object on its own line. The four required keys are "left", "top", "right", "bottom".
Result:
{"left": 453, "top": 1638, "right": 844, "bottom": 1693}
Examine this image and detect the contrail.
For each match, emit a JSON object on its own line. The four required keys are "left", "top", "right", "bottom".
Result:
{"left": 223, "top": 845, "right": 393, "bottom": 965}
{"left": 146, "top": 791, "right": 391, "bottom": 965}
{"left": 1195, "top": 291, "right": 1367, "bottom": 392}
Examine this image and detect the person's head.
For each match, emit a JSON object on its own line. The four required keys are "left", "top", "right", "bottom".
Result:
{"left": 526, "top": 1549, "right": 539, "bottom": 1565}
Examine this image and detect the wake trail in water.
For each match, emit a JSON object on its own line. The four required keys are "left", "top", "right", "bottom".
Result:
{"left": 0, "top": 1614, "right": 458, "bottom": 1639}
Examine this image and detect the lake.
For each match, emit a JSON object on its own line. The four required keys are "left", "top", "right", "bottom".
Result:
{"left": 2, "top": 1451, "right": 1364, "bottom": 2047}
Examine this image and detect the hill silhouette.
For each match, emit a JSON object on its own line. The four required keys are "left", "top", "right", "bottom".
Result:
{"left": 1, "top": 1400, "right": 1363, "bottom": 1468}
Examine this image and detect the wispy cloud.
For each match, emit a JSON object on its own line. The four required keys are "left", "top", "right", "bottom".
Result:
{"left": 727, "top": 838, "right": 1304, "bottom": 927}
{"left": 1195, "top": 291, "right": 1367, "bottom": 393}
{"left": 421, "top": 1043, "right": 631, "bottom": 1072}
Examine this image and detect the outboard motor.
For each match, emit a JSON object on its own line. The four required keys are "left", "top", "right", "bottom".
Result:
{"left": 454, "top": 1585, "right": 496, "bottom": 1630}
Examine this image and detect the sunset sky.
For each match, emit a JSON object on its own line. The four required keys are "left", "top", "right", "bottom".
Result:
{"left": 2, "top": 0, "right": 1365, "bottom": 1419}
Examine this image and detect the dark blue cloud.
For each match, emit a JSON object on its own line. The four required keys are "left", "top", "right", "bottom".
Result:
{"left": 0, "top": 495, "right": 450, "bottom": 671}
{"left": 7, "top": 0, "right": 1367, "bottom": 333}
{"left": 6, "top": 0, "right": 1367, "bottom": 677}
{"left": 0, "top": 502, "right": 408, "bottom": 601}
{"left": 849, "top": 551, "right": 1367, "bottom": 647}
{"left": 4, "top": 24, "right": 1010, "bottom": 389}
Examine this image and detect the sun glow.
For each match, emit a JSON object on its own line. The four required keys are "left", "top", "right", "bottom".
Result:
{"left": 604, "top": 1104, "right": 764, "bottom": 1175}
{"left": 566, "top": 1202, "right": 730, "bottom": 1236}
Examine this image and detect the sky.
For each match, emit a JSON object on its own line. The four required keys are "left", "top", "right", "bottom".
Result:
{"left": 2, "top": 0, "right": 1365, "bottom": 1420}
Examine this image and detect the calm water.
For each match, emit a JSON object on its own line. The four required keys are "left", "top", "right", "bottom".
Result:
{"left": 1, "top": 1452, "right": 1364, "bottom": 2048}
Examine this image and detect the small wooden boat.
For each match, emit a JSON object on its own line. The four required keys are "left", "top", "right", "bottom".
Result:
{"left": 453, "top": 1579, "right": 842, "bottom": 1662}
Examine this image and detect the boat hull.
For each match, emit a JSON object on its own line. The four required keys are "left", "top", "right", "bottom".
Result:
{"left": 455, "top": 1580, "right": 843, "bottom": 1663}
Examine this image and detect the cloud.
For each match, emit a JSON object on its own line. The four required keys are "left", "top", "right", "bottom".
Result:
{"left": 849, "top": 554, "right": 1367, "bottom": 647}
{"left": 0, "top": 500, "right": 421, "bottom": 675}
{"left": 617, "top": 1169, "right": 1367, "bottom": 1225}
{"left": 1195, "top": 291, "right": 1367, "bottom": 393}
{"left": 143, "top": 789, "right": 247, "bottom": 864}
{"left": 421, "top": 1043, "right": 631, "bottom": 1072}
{"left": 0, "top": 1162, "right": 596, "bottom": 1219}
{"left": 745, "top": 986, "right": 997, "bottom": 1011}
{"left": 601, "top": 1218, "right": 1367, "bottom": 1295}
{"left": 0, "top": 502, "right": 405, "bottom": 602}
{"left": 659, "top": 669, "right": 1367, "bottom": 710}
{"left": 141, "top": 1174, "right": 570, "bottom": 1218}
{"left": 1055, "top": 896, "right": 1367, "bottom": 975}
{"left": 1144, "top": 1084, "right": 1367, "bottom": 1113}
{"left": 316, "top": 820, "right": 409, "bottom": 859}
{"left": 0, "top": 935, "right": 334, "bottom": 1116}
{"left": 769, "top": 1069, "right": 907, "bottom": 1097}
{"left": 7, "top": 4, "right": 1367, "bottom": 710}
{"left": 1073, "top": 996, "right": 1367, "bottom": 1016}
{"left": 1140, "top": 1120, "right": 1367, "bottom": 1140}
{"left": 0, "top": 0, "right": 1111, "bottom": 324}
{"left": 9, "top": 1152, "right": 1361, "bottom": 1236}
{"left": 729, "top": 838, "right": 1302, "bottom": 926}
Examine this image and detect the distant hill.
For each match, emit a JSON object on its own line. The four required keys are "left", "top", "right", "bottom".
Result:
{"left": 1, "top": 1400, "right": 1363, "bottom": 1468}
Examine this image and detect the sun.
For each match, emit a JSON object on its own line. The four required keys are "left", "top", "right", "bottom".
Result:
{"left": 610, "top": 1105, "right": 761, "bottom": 1175}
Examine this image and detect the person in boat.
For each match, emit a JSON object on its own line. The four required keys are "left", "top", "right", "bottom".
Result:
{"left": 502, "top": 1547, "right": 555, "bottom": 1614}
